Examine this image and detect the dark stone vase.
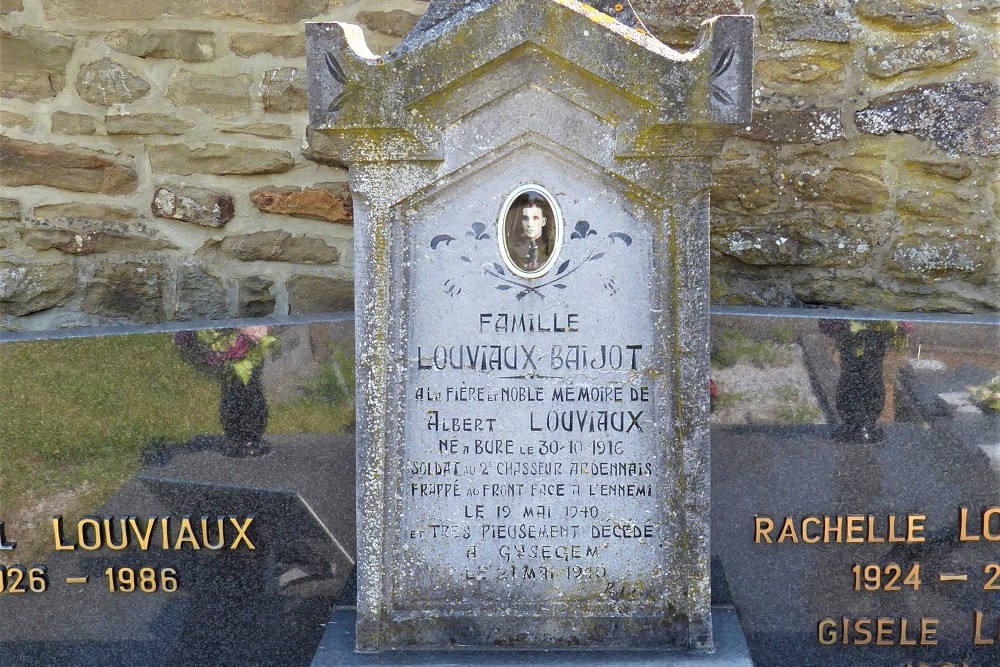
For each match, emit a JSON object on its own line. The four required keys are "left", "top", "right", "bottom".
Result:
{"left": 835, "top": 331, "right": 888, "bottom": 443}
{"left": 219, "top": 368, "right": 271, "bottom": 457}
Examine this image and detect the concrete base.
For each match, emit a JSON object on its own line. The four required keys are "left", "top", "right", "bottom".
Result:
{"left": 310, "top": 608, "right": 753, "bottom": 666}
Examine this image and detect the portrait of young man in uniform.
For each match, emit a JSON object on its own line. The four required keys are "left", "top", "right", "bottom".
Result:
{"left": 502, "top": 193, "right": 557, "bottom": 275}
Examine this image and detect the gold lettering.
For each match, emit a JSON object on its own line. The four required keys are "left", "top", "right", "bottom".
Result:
{"left": 854, "top": 618, "right": 872, "bottom": 645}
{"left": 899, "top": 618, "right": 915, "bottom": 646}
{"left": 846, "top": 515, "right": 864, "bottom": 543}
{"left": 974, "top": 611, "right": 996, "bottom": 645}
{"left": 824, "top": 515, "right": 843, "bottom": 543}
{"left": 920, "top": 618, "right": 938, "bottom": 645}
{"left": 173, "top": 517, "right": 200, "bottom": 550}
{"left": 754, "top": 517, "right": 774, "bottom": 544}
{"left": 906, "top": 514, "right": 925, "bottom": 542}
{"left": 78, "top": 518, "right": 101, "bottom": 550}
{"left": 103, "top": 517, "right": 128, "bottom": 550}
{"left": 160, "top": 517, "right": 170, "bottom": 550}
{"left": 817, "top": 619, "right": 836, "bottom": 645}
{"left": 201, "top": 516, "right": 226, "bottom": 550}
{"left": 802, "top": 517, "right": 820, "bottom": 543}
{"left": 52, "top": 516, "right": 75, "bottom": 551}
{"left": 865, "top": 515, "right": 884, "bottom": 543}
{"left": 777, "top": 516, "right": 798, "bottom": 544}
{"left": 129, "top": 517, "right": 154, "bottom": 550}
{"left": 984, "top": 508, "right": 1000, "bottom": 541}
{"left": 229, "top": 516, "right": 255, "bottom": 550}
{"left": 959, "top": 507, "right": 979, "bottom": 542}
{"left": 876, "top": 617, "right": 893, "bottom": 645}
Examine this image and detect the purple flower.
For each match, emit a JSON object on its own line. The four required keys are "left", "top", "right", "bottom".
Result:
{"left": 225, "top": 334, "right": 251, "bottom": 361}
{"left": 205, "top": 351, "right": 226, "bottom": 366}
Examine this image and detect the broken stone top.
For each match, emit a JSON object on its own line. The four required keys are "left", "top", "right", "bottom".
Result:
{"left": 404, "top": 0, "right": 648, "bottom": 45}
{"left": 306, "top": 0, "right": 752, "bottom": 162}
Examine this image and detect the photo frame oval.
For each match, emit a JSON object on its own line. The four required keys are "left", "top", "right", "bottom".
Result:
{"left": 497, "top": 185, "right": 564, "bottom": 280}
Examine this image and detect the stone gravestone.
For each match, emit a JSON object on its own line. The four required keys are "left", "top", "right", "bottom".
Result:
{"left": 306, "top": 0, "right": 751, "bottom": 651}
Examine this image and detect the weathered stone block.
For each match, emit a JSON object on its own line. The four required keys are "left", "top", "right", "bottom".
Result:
{"left": 1, "top": 0, "right": 23, "bottom": 14}
{"left": 865, "top": 31, "right": 974, "bottom": 79}
{"left": 629, "top": 0, "right": 741, "bottom": 45}
{"left": 968, "top": 1, "right": 1000, "bottom": 24}
{"left": 856, "top": 82, "right": 1000, "bottom": 156}
{"left": 0, "top": 261, "right": 76, "bottom": 315}
{"left": 0, "top": 197, "right": 21, "bottom": 220}
{"left": 26, "top": 204, "right": 177, "bottom": 255}
{"left": 230, "top": 33, "right": 304, "bottom": 58}
{"left": 220, "top": 122, "right": 293, "bottom": 139}
{"left": 249, "top": 184, "right": 352, "bottom": 223}
{"left": 712, "top": 213, "right": 877, "bottom": 267}
{"left": 791, "top": 272, "right": 995, "bottom": 312}
{"left": 736, "top": 108, "right": 844, "bottom": 144}
{"left": 262, "top": 67, "right": 307, "bottom": 113}
{"left": 32, "top": 203, "right": 135, "bottom": 222}
{"left": 357, "top": 10, "right": 422, "bottom": 38}
{"left": 287, "top": 275, "right": 351, "bottom": 314}
{"left": 105, "top": 113, "right": 193, "bottom": 135}
{"left": 51, "top": 111, "right": 98, "bottom": 135}
{"left": 83, "top": 262, "right": 164, "bottom": 322}
{"left": 175, "top": 265, "right": 226, "bottom": 320}
{"left": 44, "top": 0, "right": 332, "bottom": 23}
{"left": 0, "top": 110, "right": 33, "bottom": 129}
{"left": 765, "top": 0, "right": 855, "bottom": 43}
{"left": 0, "top": 28, "right": 75, "bottom": 101}
{"left": 0, "top": 137, "right": 137, "bottom": 194}
{"left": 756, "top": 55, "right": 844, "bottom": 93}
{"left": 103, "top": 29, "right": 215, "bottom": 62}
{"left": 903, "top": 159, "right": 972, "bottom": 181}
{"left": 22, "top": 228, "right": 177, "bottom": 255}
{"left": 887, "top": 234, "right": 993, "bottom": 284}
{"left": 238, "top": 275, "right": 275, "bottom": 317}
{"left": 790, "top": 168, "right": 889, "bottom": 212}
{"left": 201, "top": 231, "right": 339, "bottom": 264}
{"left": 75, "top": 58, "right": 150, "bottom": 106}
{"left": 712, "top": 166, "right": 781, "bottom": 212}
{"left": 147, "top": 143, "right": 295, "bottom": 175}
{"left": 152, "top": 185, "right": 235, "bottom": 227}
{"left": 896, "top": 189, "right": 975, "bottom": 222}
{"left": 166, "top": 70, "right": 252, "bottom": 117}
{"left": 854, "top": 0, "right": 948, "bottom": 30}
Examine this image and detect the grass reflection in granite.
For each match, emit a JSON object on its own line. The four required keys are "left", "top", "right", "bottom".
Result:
{"left": 0, "top": 331, "right": 353, "bottom": 563}
{"left": 710, "top": 325, "right": 825, "bottom": 426}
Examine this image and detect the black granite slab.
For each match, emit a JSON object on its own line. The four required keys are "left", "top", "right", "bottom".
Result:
{"left": 0, "top": 310, "right": 997, "bottom": 666}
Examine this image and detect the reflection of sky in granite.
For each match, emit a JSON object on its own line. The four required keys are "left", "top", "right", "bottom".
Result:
{"left": 0, "top": 312, "right": 997, "bottom": 665}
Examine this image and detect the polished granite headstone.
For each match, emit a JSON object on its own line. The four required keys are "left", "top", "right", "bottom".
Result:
{"left": 306, "top": 0, "right": 752, "bottom": 652}
{"left": 0, "top": 310, "right": 997, "bottom": 666}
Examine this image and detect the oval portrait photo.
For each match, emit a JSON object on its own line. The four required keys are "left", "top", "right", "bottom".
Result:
{"left": 497, "top": 185, "right": 563, "bottom": 279}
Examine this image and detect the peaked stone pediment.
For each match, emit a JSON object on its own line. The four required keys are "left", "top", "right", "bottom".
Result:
{"left": 306, "top": 0, "right": 752, "bottom": 163}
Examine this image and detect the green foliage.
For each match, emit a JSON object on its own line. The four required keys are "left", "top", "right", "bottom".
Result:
{"left": 711, "top": 328, "right": 791, "bottom": 369}
{"left": 772, "top": 325, "right": 796, "bottom": 345}
{"left": 299, "top": 344, "right": 356, "bottom": 430}
{"left": 0, "top": 332, "right": 352, "bottom": 561}
{"left": 713, "top": 390, "right": 747, "bottom": 411}
{"left": 774, "top": 404, "right": 823, "bottom": 425}
{"left": 968, "top": 375, "right": 1000, "bottom": 412}
{"left": 773, "top": 384, "right": 800, "bottom": 402}
{"left": 301, "top": 345, "right": 355, "bottom": 405}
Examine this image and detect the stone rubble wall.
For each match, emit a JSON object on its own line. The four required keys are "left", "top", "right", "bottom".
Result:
{"left": 0, "top": 0, "right": 996, "bottom": 330}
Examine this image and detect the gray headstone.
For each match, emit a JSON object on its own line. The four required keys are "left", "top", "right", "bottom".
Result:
{"left": 306, "top": 0, "right": 752, "bottom": 652}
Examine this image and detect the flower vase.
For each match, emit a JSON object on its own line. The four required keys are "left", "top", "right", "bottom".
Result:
{"left": 219, "top": 367, "right": 271, "bottom": 457}
{"left": 835, "top": 331, "right": 888, "bottom": 443}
